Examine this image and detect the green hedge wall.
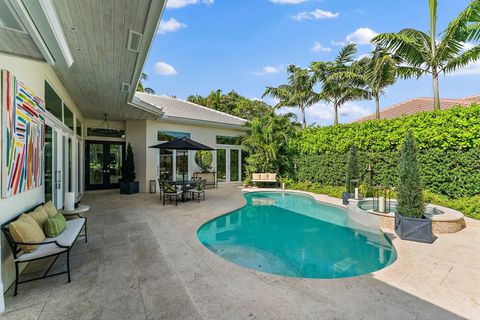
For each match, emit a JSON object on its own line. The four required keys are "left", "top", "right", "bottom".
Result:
{"left": 292, "top": 104, "right": 480, "bottom": 199}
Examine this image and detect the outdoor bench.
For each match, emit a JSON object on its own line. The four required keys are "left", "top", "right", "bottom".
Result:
{"left": 251, "top": 173, "right": 279, "bottom": 188}
{"left": 1, "top": 203, "right": 87, "bottom": 296}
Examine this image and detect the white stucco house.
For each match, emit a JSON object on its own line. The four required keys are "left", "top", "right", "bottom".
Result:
{"left": 0, "top": 0, "right": 247, "bottom": 311}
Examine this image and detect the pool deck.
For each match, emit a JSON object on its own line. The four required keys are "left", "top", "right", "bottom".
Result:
{"left": 3, "top": 186, "right": 480, "bottom": 319}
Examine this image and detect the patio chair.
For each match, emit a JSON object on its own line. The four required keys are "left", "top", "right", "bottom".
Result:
{"left": 158, "top": 179, "right": 165, "bottom": 200}
{"left": 188, "top": 179, "right": 206, "bottom": 203}
{"left": 162, "top": 182, "right": 183, "bottom": 206}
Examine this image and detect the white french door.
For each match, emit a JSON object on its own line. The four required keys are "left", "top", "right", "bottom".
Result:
{"left": 216, "top": 147, "right": 241, "bottom": 184}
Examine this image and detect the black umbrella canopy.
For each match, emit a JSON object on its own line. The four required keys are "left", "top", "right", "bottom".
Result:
{"left": 149, "top": 137, "right": 214, "bottom": 151}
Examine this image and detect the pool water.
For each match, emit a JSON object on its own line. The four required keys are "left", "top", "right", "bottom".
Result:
{"left": 197, "top": 192, "right": 396, "bottom": 279}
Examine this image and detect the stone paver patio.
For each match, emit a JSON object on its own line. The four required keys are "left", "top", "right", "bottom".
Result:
{"left": 2, "top": 186, "right": 480, "bottom": 320}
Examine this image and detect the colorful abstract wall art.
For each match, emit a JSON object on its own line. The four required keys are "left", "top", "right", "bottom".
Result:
{"left": 1, "top": 70, "right": 45, "bottom": 198}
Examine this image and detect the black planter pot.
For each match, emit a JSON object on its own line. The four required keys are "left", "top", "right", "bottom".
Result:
{"left": 395, "top": 213, "right": 433, "bottom": 244}
{"left": 120, "top": 181, "right": 139, "bottom": 194}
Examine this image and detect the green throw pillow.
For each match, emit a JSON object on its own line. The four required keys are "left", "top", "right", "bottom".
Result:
{"left": 44, "top": 213, "right": 66, "bottom": 237}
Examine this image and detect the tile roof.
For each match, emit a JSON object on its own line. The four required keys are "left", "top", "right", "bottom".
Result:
{"left": 355, "top": 95, "right": 480, "bottom": 122}
{"left": 135, "top": 92, "right": 247, "bottom": 128}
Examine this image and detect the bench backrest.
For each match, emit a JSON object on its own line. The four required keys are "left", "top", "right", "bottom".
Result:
{"left": 252, "top": 173, "right": 277, "bottom": 181}
{"left": 1, "top": 202, "right": 44, "bottom": 258}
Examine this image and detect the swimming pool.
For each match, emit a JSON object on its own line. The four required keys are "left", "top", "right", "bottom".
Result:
{"left": 197, "top": 192, "right": 397, "bottom": 279}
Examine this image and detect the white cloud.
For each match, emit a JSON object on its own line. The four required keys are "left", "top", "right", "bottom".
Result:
{"left": 166, "top": 0, "right": 213, "bottom": 9}
{"left": 270, "top": 0, "right": 307, "bottom": 4}
{"left": 254, "top": 65, "right": 282, "bottom": 76}
{"left": 346, "top": 27, "right": 378, "bottom": 45}
{"left": 451, "top": 61, "right": 480, "bottom": 76}
{"left": 306, "top": 105, "right": 333, "bottom": 120}
{"left": 158, "top": 18, "right": 187, "bottom": 34}
{"left": 311, "top": 41, "right": 332, "bottom": 52}
{"left": 292, "top": 9, "right": 339, "bottom": 21}
{"left": 338, "top": 103, "right": 370, "bottom": 117}
{"left": 154, "top": 61, "right": 177, "bottom": 76}
{"left": 331, "top": 40, "right": 346, "bottom": 46}
{"left": 462, "top": 42, "right": 475, "bottom": 51}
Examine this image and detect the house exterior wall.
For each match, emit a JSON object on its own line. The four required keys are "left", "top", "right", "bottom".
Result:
{"left": 127, "top": 120, "right": 245, "bottom": 192}
{"left": 0, "top": 54, "right": 83, "bottom": 302}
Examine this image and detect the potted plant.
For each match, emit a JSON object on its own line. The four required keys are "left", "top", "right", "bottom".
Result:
{"left": 395, "top": 132, "right": 433, "bottom": 243}
{"left": 120, "top": 143, "right": 139, "bottom": 194}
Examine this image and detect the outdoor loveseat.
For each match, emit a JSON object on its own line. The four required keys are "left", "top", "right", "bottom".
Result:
{"left": 251, "top": 173, "right": 279, "bottom": 188}
{"left": 1, "top": 202, "right": 87, "bottom": 296}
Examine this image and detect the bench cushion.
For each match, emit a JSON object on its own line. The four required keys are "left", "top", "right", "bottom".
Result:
{"left": 10, "top": 214, "right": 46, "bottom": 253}
{"left": 260, "top": 173, "right": 268, "bottom": 180}
{"left": 28, "top": 206, "right": 49, "bottom": 229}
{"left": 44, "top": 213, "right": 66, "bottom": 237}
{"left": 267, "top": 173, "right": 277, "bottom": 181}
{"left": 16, "top": 218, "right": 86, "bottom": 262}
{"left": 43, "top": 201, "right": 58, "bottom": 218}
{"left": 252, "top": 173, "right": 260, "bottom": 180}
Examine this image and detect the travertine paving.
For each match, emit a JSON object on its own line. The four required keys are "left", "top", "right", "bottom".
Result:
{"left": 3, "top": 187, "right": 480, "bottom": 320}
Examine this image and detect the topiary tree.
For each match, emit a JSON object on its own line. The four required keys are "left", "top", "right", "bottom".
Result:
{"left": 345, "top": 145, "right": 359, "bottom": 193}
{"left": 397, "top": 132, "right": 424, "bottom": 218}
{"left": 122, "top": 143, "right": 136, "bottom": 182}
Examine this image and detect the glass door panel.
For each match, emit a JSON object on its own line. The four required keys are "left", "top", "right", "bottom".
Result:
{"left": 176, "top": 151, "right": 188, "bottom": 182}
{"left": 230, "top": 149, "right": 240, "bottom": 182}
{"left": 88, "top": 143, "right": 104, "bottom": 186}
{"left": 159, "top": 150, "right": 174, "bottom": 181}
{"left": 44, "top": 125, "right": 53, "bottom": 202}
{"left": 108, "top": 144, "right": 123, "bottom": 184}
{"left": 216, "top": 149, "right": 226, "bottom": 182}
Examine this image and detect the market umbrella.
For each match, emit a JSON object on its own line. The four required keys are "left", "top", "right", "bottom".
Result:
{"left": 149, "top": 137, "right": 214, "bottom": 185}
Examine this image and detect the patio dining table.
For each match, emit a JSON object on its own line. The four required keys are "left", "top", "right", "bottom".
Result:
{"left": 165, "top": 180, "right": 198, "bottom": 202}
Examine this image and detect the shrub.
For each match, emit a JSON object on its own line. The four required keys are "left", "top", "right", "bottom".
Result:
{"left": 345, "top": 145, "right": 359, "bottom": 193}
{"left": 122, "top": 143, "right": 136, "bottom": 182}
{"left": 397, "top": 132, "right": 424, "bottom": 218}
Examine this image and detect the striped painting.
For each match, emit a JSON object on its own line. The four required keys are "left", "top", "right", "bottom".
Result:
{"left": 1, "top": 70, "right": 45, "bottom": 198}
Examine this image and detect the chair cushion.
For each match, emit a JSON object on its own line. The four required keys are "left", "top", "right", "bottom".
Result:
{"left": 43, "top": 201, "right": 58, "bottom": 218}
{"left": 260, "top": 173, "right": 269, "bottom": 180}
{"left": 44, "top": 213, "right": 66, "bottom": 237}
{"left": 16, "top": 218, "right": 86, "bottom": 262}
{"left": 9, "top": 214, "right": 46, "bottom": 253}
{"left": 165, "top": 190, "right": 183, "bottom": 195}
{"left": 252, "top": 173, "right": 260, "bottom": 180}
{"left": 267, "top": 173, "right": 277, "bottom": 181}
{"left": 28, "top": 206, "right": 49, "bottom": 229}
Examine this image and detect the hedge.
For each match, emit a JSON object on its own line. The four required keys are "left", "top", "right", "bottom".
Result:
{"left": 296, "top": 104, "right": 480, "bottom": 154}
{"left": 291, "top": 104, "right": 480, "bottom": 199}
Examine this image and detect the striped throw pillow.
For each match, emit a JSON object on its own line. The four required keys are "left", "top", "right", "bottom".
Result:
{"left": 44, "top": 213, "right": 66, "bottom": 238}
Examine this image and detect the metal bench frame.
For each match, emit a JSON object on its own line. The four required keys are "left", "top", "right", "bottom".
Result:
{"left": 1, "top": 204, "right": 88, "bottom": 296}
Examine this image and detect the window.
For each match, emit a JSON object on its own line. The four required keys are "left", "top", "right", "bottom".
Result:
{"left": 45, "top": 81, "right": 63, "bottom": 121}
{"left": 64, "top": 103, "right": 74, "bottom": 130}
{"left": 158, "top": 131, "right": 190, "bottom": 142}
{"left": 76, "top": 119, "right": 82, "bottom": 137}
{"left": 216, "top": 135, "right": 241, "bottom": 145}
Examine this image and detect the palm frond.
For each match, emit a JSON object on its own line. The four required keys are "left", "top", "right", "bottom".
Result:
{"left": 442, "top": 44, "right": 480, "bottom": 73}
{"left": 373, "top": 32, "right": 430, "bottom": 67}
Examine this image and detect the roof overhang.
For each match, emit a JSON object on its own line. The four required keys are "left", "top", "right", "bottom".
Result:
{"left": 157, "top": 115, "right": 249, "bottom": 131}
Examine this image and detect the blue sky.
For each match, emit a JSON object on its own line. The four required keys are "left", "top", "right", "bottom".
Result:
{"left": 143, "top": 0, "right": 479, "bottom": 126}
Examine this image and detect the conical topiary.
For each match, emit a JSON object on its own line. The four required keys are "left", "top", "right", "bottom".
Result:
{"left": 122, "top": 143, "right": 136, "bottom": 183}
{"left": 397, "top": 132, "right": 424, "bottom": 218}
{"left": 345, "top": 145, "right": 359, "bottom": 193}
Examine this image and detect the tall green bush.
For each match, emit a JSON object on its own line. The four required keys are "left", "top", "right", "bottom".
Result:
{"left": 122, "top": 143, "right": 136, "bottom": 182}
{"left": 345, "top": 145, "right": 359, "bottom": 193}
{"left": 397, "top": 132, "right": 424, "bottom": 218}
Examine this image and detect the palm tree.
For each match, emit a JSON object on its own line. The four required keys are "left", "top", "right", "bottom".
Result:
{"left": 357, "top": 47, "right": 401, "bottom": 119}
{"left": 187, "top": 94, "right": 207, "bottom": 106}
{"left": 262, "top": 65, "right": 321, "bottom": 129}
{"left": 373, "top": 0, "right": 480, "bottom": 110}
{"left": 311, "top": 44, "right": 370, "bottom": 126}
{"left": 137, "top": 72, "right": 148, "bottom": 92}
